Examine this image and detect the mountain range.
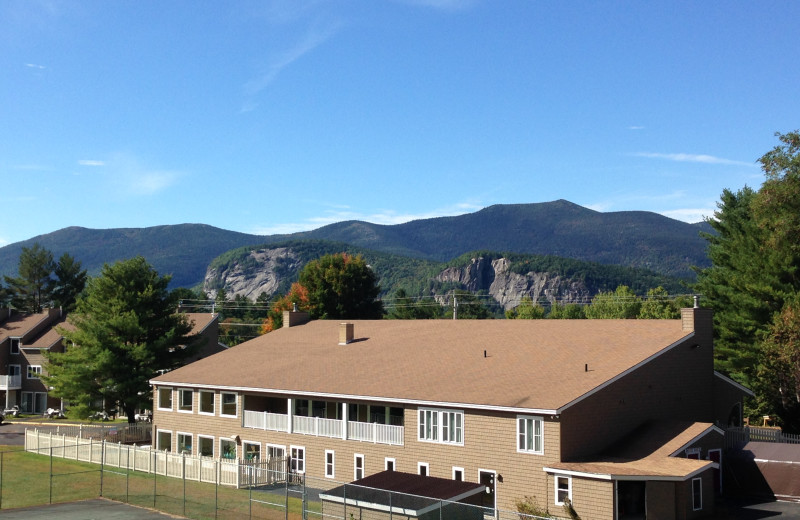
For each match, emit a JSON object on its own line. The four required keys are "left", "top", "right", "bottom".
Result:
{"left": 0, "top": 200, "right": 711, "bottom": 289}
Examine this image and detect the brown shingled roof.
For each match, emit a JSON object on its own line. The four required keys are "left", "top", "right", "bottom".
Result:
{"left": 152, "top": 318, "right": 692, "bottom": 413}
{"left": 0, "top": 311, "right": 52, "bottom": 341}
{"left": 545, "top": 422, "right": 720, "bottom": 480}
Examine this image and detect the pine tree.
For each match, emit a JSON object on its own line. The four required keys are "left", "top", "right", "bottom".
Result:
{"left": 44, "top": 257, "right": 196, "bottom": 423}
{"left": 4, "top": 243, "right": 55, "bottom": 313}
{"left": 51, "top": 252, "right": 88, "bottom": 312}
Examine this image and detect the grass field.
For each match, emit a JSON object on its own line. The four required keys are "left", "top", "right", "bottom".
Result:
{"left": 0, "top": 446, "right": 313, "bottom": 519}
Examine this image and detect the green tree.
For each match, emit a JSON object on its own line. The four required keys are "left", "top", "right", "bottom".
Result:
{"left": 757, "top": 296, "right": 800, "bottom": 432}
{"left": 444, "top": 290, "right": 492, "bottom": 319}
{"left": 44, "top": 257, "right": 196, "bottom": 423}
{"left": 506, "top": 297, "right": 546, "bottom": 319}
{"left": 4, "top": 243, "right": 55, "bottom": 313}
{"left": 637, "top": 287, "right": 691, "bottom": 319}
{"left": 298, "top": 253, "right": 383, "bottom": 319}
{"left": 548, "top": 302, "right": 585, "bottom": 319}
{"left": 51, "top": 252, "right": 87, "bottom": 312}
{"left": 584, "top": 286, "right": 641, "bottom": 319}
{"left": 387, "top": 289, "right": 442, "bottom": 319}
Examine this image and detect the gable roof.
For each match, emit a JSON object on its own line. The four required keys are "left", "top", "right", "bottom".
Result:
{"left": 152, "top": 318, "right": 692, "bottom": 413}
{"left": 0, "top": 310, "right": 53, "bottom": 342}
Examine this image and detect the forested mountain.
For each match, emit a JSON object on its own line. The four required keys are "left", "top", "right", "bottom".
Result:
{"left": 203, "top": 240, "right": 686, "bottom": 311}
{"left": 0, "top": 200, "right": 711, "bottom": 288}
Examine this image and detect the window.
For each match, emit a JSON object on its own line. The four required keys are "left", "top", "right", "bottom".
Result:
{"left": 27, "top": 365, "right": 42, "bottom": 380}
{"left": 244, "top": 442, "right": 260, "bottom": 461}
{"left": 555, "top": 475, "right": 571, "bottom": 506}
{"left": 355, "top": 454, "right": 365, "bottom": 480}
{"left": 267, "top": 445, "right": 285, "bottom": 460}
{"left": 198, "top": 436, "right": 214, "bottom": 457}
{"left": 418, "top": 408, "right": 464, "bottom": 445}
{"left": 221, "top": 392, "right": 237, "bottom": 417}
{"left": 453, "top": 467, "right": 464, "bottom": 481}
{"left": 385, "top": 458, "right": 396, "bottom": 472}
{"left": 158, "top": 388, "right": 173, "bottom": 410}
{"left": 178, "top": 389, "right": 193, "bottom": 412}
{"left": 199, "top": 391, "right": 215, "bottom": 415}
{"left": 290, "top": 446, "right": 305, "bottom": 474}
{"left": 177, "top": 433, "right": 193, "bottom": 454}
{"left": 220, "top": 439, "right": 237, "bottom": 460}
{"left": 418, "top": 462, "right": 429, "bottom": 477}
{"left": 157, "top": 430, "right": 172, "bottom": 452}
{"left": 692, "top": 477, "right": 703, "bottom": 510}
{"left": 21, "top": 392, "right": 33, "bottom": 413}
{"left": 517, "top": 415, "right": 544, "bottom": 454}
{"left": 325, "top": 450, "right": 335, "bottom": 478}
{"left": 10, "top": 338, "right": 20, "bottom": 354}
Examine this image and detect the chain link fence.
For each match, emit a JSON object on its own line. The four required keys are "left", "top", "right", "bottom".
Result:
{"left": 3, "top": 431, "right": 558, "bottom": 519}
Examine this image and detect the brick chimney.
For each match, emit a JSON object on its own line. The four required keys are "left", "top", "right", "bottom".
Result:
{"left": 339, "top": 323, "right": 354, "bottom": 345}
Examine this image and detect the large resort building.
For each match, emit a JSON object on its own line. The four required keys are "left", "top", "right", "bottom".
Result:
{"left": 151, "top": 306, "right": 750, "bottom": 519}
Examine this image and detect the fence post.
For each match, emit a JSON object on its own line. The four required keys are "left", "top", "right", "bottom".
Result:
{"left": 126, "top": 445, "right": 130, "bottom": 504}
{"left": 153, "top": 451, "right": 157, "bottom": 509}
{"left": 284, "top": 460, "right": 289, "bottom": 520}
{"left": 49, "top": 444, "right": 53, "bottom": 504}
{"left": 79, "top": 424, "right": 83, "bottom": 439}
{"left": 1, "top": 451, "right": 4, "bottom": 510}
{"left": 100, "top": 439, "right": 105, "bottom": 497}
{"left": 215, "top": 460, "right": 219, "bottom": 520}
{"left": 183, "top": 454, "right": 186, "bottom": 517}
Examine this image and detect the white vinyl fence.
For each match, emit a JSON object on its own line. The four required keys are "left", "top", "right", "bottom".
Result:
{"left": 24, "top": 429, "right": 286, "bottom": 489}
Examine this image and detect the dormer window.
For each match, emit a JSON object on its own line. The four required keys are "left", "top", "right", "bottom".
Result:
{"left": 10, "top": 338, "right": 20, "bottom": 355}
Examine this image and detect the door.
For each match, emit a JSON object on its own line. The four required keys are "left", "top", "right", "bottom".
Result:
{"left": 479, "top": 470, "right": 496, "bottom": 517}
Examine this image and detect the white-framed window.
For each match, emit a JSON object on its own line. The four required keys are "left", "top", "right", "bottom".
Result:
{"left": 290, "top": 446, "right": 305, "bottom": 474}
{"left": 453, "top": 467, "right": 464, "bottom": 481}
{"left": 199, "top": 390, "right": 215, "bottom": 415}
{"left": 418, "top": 462, "right": 429, "bottom": 477}
{"left": 267, "top": 444, "right": 285, "bottom": 460}
{"left": 555, "top": 475, "right": 571, "bottom": 506}
{"left": 244, "top": 441, "right": 261, "bottom": 461}
{"left": 157, "top": 430, "right": 172, "bottom": 452}
{"left": 221, "top": 392, "right": 237, "bottom": 417}
{"left": 8, "top": 365, "right": 20, "bottom": 378}
{"left": 220, "top": 439, "right": 237, "bottom": 460}
{"left": 418, "top": 407, "right": 463, "bottom": 445}
{"left": 10, "top": 338, "right": 20, "bottom": 355}
{"left": 354, "top": 454, "right": 365, "bottom": 480}
{"left": 178, "top": 389, "right": 193, "bottom": 412}
{"left": 325, "top": 450, "right": 335, "bottom": 478}
{"left": 692, "top": 477, "right": 703, "bottom": 511}
{"left": 198, "top": 435, "right": 214, "bottom": 457}
{"left": 517, "top": 415, "right": 544, "bottom": 454}
{"left": 157, "top": 387, "right": 173, "bottom": 410}
{"left": 177, "top": 432, "right": 193, "bottom": 454}
{"left": 385, "top": 457, "right": 396, "bottom": 471}
{"left": 686, "top": 447, "right": 701, "bottom": 460}
{"left": 26, "top": 365, "right": 42, "bottom": 380}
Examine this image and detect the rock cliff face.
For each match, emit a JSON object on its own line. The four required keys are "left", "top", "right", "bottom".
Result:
{"left": 203, "top": 247, "right": 302, "bottom": 300}
{"left": 205, "top": 250, "right": 591, "bottom": 310}
{"left": 436, "top": 257, "right": 590, "bottom": 310}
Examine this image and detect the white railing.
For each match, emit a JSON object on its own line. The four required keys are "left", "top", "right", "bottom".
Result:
{"left": 293, "top": 415, "right": 344, "bottom": 438}
{"left": 24, "top": 429, "right": 279, "bottom": 488}
{"left": 0, "top": 374, "right": 21, "bottom": 389}
{"left": 243, "top": 410, "right": 289, "bottom": 432}
{"left": 41, "top": 423, "right": 151, "bottom": 444}
{"left": 347, "top": 421, "right": 404, "bottom": 446}
{"left": 243, "top": 410, "right": 403, "bottom": 445}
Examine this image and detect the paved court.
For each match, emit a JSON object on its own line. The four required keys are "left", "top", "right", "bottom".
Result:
{"left": 0, "top": 499, "right": 186, "bottom": 519}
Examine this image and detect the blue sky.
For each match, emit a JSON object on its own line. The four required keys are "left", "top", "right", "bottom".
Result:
{"left": 2, "top": 1, "right": 797, "bottom": 247}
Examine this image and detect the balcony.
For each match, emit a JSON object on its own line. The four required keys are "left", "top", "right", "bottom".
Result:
{"left": 0, "top": 375, "right": 22, "bottom": 390}
{"left": 243, "top": 410, "right": 404, "bottom": 446}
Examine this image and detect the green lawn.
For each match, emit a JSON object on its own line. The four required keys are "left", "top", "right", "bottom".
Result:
{"left": 0, "top": 446, "right": 312, "bottom": 519}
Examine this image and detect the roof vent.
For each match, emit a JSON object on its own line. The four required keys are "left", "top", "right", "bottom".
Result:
{"left": 339, "top": 323, "right": 354, "bottom": 345}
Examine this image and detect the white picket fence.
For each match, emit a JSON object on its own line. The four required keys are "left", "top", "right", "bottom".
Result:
{"left": 24, "top": 429, "right": 285, "bottom": 488}
{"left": 43, "top": 423, "right": 151, "bottom": 444}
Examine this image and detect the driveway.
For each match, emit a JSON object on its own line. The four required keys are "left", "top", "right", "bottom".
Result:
{"left": 0, "top": 422, "right": 27, "bottom": 447}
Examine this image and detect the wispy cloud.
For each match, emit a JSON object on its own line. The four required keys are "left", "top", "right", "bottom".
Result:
{"left": 78, "top": 159, "right": 105, "bottom": 166}
{"left": 242, "top": 19, "right": 342, "bottom": 112}
{"left": 633, "top": 152, "right": 755, "bottom": 167}
{"left": 249, "top": 201, "right": 483, "bottom": 235}
{"left": 129, "top": 171, "right": 180, "bottom": 195}
{"left": 628, "top": 125, "right": 644, "bottom": 130}
{"left": 660, "top": 208, "right": 714, "bottom": 224}
{"left": 25, "top": 63, "right": 46, "bottom": 69}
